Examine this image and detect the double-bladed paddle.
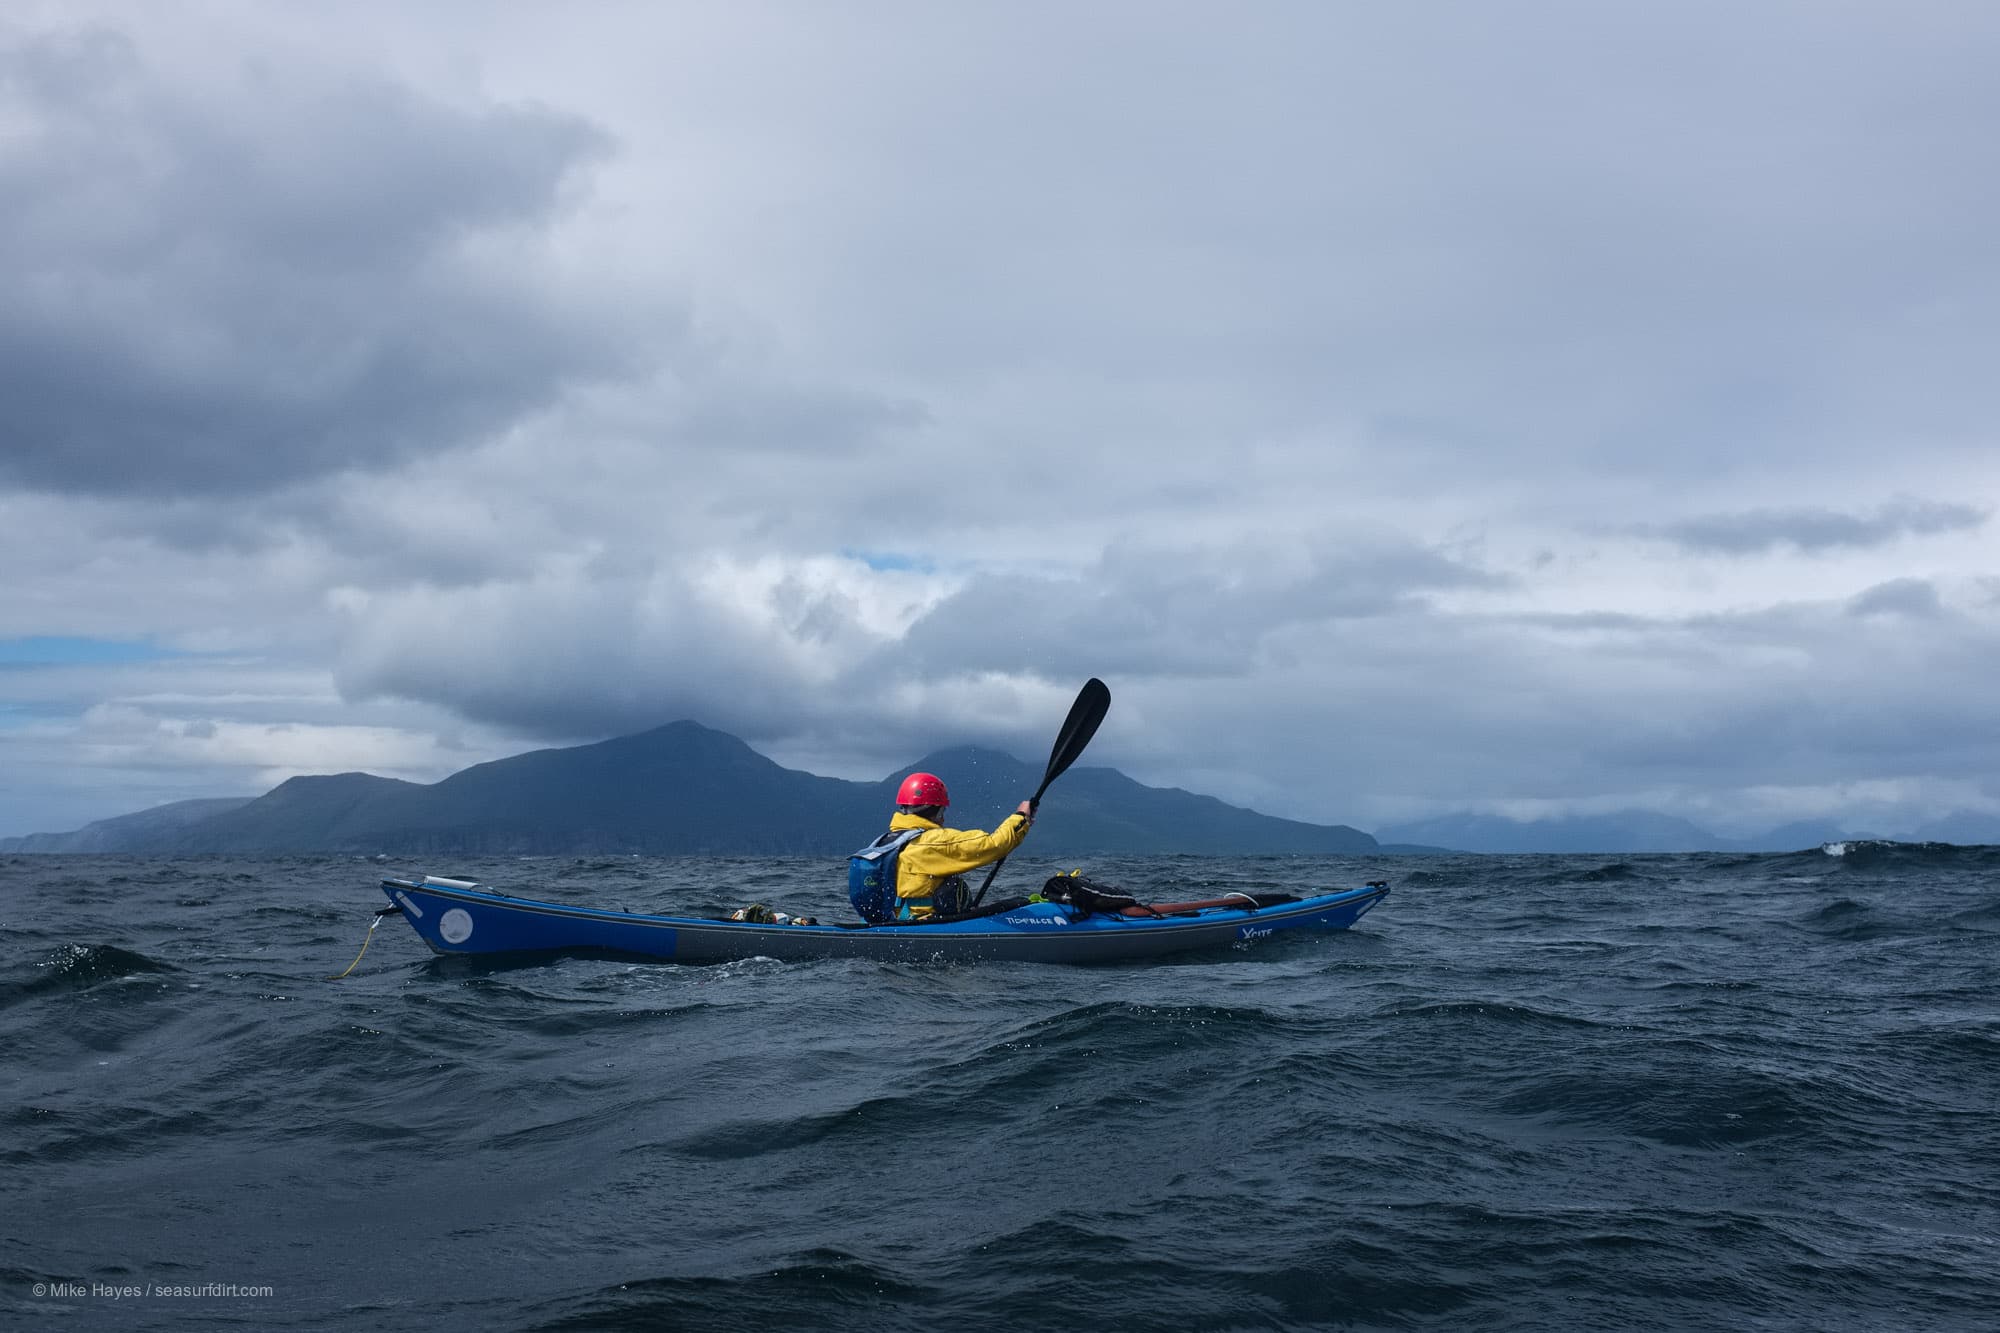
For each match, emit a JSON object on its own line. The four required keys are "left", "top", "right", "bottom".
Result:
{"left": 970, "top": 676, "right": 1111, "bottom": 907}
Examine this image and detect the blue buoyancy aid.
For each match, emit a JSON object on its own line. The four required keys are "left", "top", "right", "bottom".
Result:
{"left": 847, "top": 827, "right": 924, "bottom": 924}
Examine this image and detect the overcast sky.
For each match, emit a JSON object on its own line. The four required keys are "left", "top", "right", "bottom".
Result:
{"left": 4, "top": 1, "right": 1998, "bottom": 840}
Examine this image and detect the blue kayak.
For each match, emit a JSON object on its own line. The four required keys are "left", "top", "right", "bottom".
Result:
{"left": 380, "top": 875, "right": 1390, "bottom": 965}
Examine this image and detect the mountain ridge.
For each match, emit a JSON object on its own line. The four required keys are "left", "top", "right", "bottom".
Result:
{"left": 0, "top": 721, "right": 1378, "bottom": 856}
{"left": 0, "top": 797, "right": 255, "bottom": 853}
{"left": 11, "top": 725, "right": 1995, "bottom": 854}
{"left": 1372, "top": 807, "right": 1997, "bottom": 853}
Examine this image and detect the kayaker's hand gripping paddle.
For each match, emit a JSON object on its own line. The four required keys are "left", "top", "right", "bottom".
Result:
{"left": 970, "top": 677, "right": 1110, "bottom": 908}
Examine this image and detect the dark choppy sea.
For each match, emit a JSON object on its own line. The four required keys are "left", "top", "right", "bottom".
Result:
{"left": 3, "top": 845, "right": 1996, "bottom": 1331}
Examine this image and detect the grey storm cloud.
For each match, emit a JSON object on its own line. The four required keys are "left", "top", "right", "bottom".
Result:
{"left": 7, "top": 4, "right": 2000, "bottom": 843}
{"left": 1848, "top": 578, "right": 1945, "bottom": 619}
{"left": 331, "top": 567, "right": 862, "bottom": 744}
{"left": 895, "top": 539, "right": 1510, "bottom": 681}
{"left": 324, "top": 535, "right": 1508, "bottom": 764}
{"left": 0, "top": 26, "right": 645, "bottom": 497}
{"left": 1293, "top": 596, "right": 2000, "bottom": 810}
{"left": 1635, "top": 498, "right": 1987, "bottom": 555}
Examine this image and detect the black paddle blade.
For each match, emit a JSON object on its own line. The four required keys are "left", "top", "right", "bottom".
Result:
{"left": 1032, "top": 676, "right": 1111, "bottom": 804}
{"left": 974, "top": 677, "right": 1112, "bottom": 907}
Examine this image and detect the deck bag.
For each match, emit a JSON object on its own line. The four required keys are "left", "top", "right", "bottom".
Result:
{"left": 1039, "top": 872, "right": 1143, "bottom": 916}
{"left": 848, "top": 828, "right": 924, "bottom": 924}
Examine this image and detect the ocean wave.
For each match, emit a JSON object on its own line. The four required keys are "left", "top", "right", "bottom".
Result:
{"left": 1818, "top": 839, "right": 2000, "bottom": 868}
{"left": 4, "top": 851, "right": 1996, "bottom": 1332}
{"left": 0, "top": 943, "right": 178, "bottom": 1008}
{"left": 656, "top": 999, "right": 1318, "bottom": 1166}
{"left": 1, "top": 1102, "right": 226, "bottom": 1167}
{"left": 1376, "top": 998, "right": 1614, "bottom": 1032}
{"left": 522, "top": 1252, "right": 934, "bottom": 1333}
{"left": 1395, "top": 867, "right": 1479, "bottom": 888}
{"left": 1794, "top": 898, "right": 1928, "bottom": 940}
{"left": 1946, "top": 900, "right": 2000, "bottom": 930}
{"left": 1540, "top": 862, "right": 1646, "bottom": 885}
{"left": 1490, "top": 1062, "right": 1900, "bottom": 1151}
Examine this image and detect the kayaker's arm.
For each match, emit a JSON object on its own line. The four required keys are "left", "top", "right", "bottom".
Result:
{"left": 900, "top": 811, "right": 1032, "bottom": 876}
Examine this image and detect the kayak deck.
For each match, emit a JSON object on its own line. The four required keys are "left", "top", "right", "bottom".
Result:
{"left": 380, "top": 875, "right": 1390, "bottom": 965}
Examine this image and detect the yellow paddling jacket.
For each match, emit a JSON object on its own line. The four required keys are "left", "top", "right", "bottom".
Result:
{"left": 887, "top": 810, "right": 1031, "bottom": 917}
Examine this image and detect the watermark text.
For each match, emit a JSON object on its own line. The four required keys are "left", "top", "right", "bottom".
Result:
{"left": 32, "top": 1279, "right": 274, "bottom": 1300}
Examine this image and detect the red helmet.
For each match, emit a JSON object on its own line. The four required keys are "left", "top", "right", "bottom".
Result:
{"left": 896, "top": 772, "right": 950, "bottom": 808}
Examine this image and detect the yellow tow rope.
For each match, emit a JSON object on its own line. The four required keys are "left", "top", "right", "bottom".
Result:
{"left": 327, "top": 909, "right": 397, "bottom": 980}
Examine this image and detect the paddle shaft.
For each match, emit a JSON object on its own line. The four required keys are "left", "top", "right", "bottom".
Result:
{"left": 970, "top": 678, "right": 1110, "bottom": 907}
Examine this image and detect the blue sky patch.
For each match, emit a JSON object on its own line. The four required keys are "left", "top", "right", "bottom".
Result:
{"left": 842, "top": 549, "right": 935, "bottom": 574}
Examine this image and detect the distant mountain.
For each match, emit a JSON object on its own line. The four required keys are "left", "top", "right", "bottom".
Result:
{"left": 171, "top": 723, "right": 867, "bottom": 855}
{"left": 0, "top": 797, "right": 253, "bottom": 853}
{"left": 5, "top": 721, "right": 1380, "bottom": 857}
{"left": 1376, "top": 810, "right": 1725, "bottom": 854}
{"left": 1373, "top": 809, "right": 1887, "bottom": 855}
{"left": 1748, "top": 820, "right": 1875, "bottom": 853}
{"left": 1911, "top": 810, "right": 2000, "bottom": 845}
{"left": 891, "top": 745, "right": 1376, "bottom": 855}
{"left": 26, "top": 727, "right": 1980, "bottom": 856}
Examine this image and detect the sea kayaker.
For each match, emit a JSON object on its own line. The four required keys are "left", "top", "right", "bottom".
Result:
{"left": 886, "top": 771, "right": 1034, "bottom": 918}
